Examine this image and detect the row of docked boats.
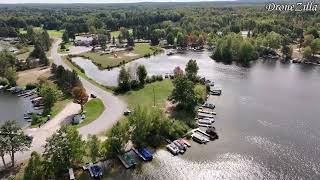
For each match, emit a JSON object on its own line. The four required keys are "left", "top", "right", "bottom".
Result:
{"left": 166, "top": 138, "right": 191, "bottom": 155}
{"left": 5, "top": 86, "right": 45, "bottom": 121}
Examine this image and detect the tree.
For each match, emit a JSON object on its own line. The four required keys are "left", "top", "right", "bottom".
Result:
{"left": 303, "top": 34, "right": 314, "bottom": 47}
{"left": 239, "top": 40, "right": 255, "bottom": 64}
{"left": 0, "top": 120, "right": 31, "bottom": 167}
{"left": 23, "top": 151, "right": 44, "bottom": 180}
{"left": 303, "top": 46, "right": 312, "bottom": 59}
{"left": 173, "top": 66, "right": 184, "bottom": 77}
{"left": 43, "top": 126, "right": 85, "bottom": 178}
{"left": 103, "top": 122, "right": 129, "bottom": 158}
{"left": 118, "top": 67, "right": 131, "bottom": 91}
{"left": 0, "top": 135, "right": 9, "bottom": 168}
{"left": 87, "top": 134, "right": 100, "bottom": 162}
{"left": 310, "top": 38, "right": 320, "bottom": 56}
{"left": 265, "top": 31, "right": 282, "bottom": 49}
{"left": 39, "top": 81, "right": 61, "bottom": 115}
{"left": 185, "top": 59, "right": 199, "bottom": 82}
{"left": 72, "top": 86, "right": 89, "bottom": 113}
{"left": 98, "top": 34, "right": 107, "bottom": 51}
{"left": 137, "top": 65, "right": 147, "bottom": 85}
{"left": 167, "top": 32, "right": 175, "bottom": 45}
{"left": 127, "top": 35, "right": 135, "bottom": 47}
{"left": 171, "top": 75, "right": 197, "bottom": 110}
{"left": 62, "top": 31, "right": 69, "bottom": 43}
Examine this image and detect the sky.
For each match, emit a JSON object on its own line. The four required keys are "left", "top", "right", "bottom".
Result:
{"left": 0, "top": 0, "right": 236, "bottom": 4}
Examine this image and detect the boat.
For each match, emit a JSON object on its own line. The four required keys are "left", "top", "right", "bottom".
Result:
{"left": 167, "top": 51, "right": 175, "bottom": 56}
{"left": 173, "top": 140, "right": 186, "bottom": 154}
{"left": 209, "top": 85, "right": 222, "bottom": 95}
{"left": 132, "top": 147, "right": 153, "bottom": 161}
{"left": 117, "top": 154, "right": 137, "bottom": 169}
{"left": 179, "top": 138, "right": 191, "bottom": 147}
{"left": 197, "top": 108, "right": 217, "bottom": 115}
{"left": 197, "top": 112, "right": 215, "bottom": 119}
{"left": 174, "top": 140, "right": 187, "bottom": 150}
{"left": 166, "top": 143, "right": 179, "bottom": 155}
{"left": 194, "top": 128, "right": 216, "bottom": 140}
{"left": 191, "top": 133, "right": 209, "bottom": 144}
{"left": 198, "top": 118, "right": 214, "bottom": 125}
{"left": 202, "top": 101, "right": 215, "bottom": 109}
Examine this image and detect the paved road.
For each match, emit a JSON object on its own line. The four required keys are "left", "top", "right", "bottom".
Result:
{"left": 51, "top": 39, "right": 127, "bottom": 138}
{"left": 0, "top": 39, "right": 126, "bottom": 168}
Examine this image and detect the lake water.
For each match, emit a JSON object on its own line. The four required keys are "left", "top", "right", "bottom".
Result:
{"left": 0, "top": 91, "right": 35, "bottom": 127}
{"left": 74, "top": 50, "right": 320, "bottom": 179}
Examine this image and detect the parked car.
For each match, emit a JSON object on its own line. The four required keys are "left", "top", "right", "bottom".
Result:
{"left": 90, "top": 94, "right": 97, "bottom": 98}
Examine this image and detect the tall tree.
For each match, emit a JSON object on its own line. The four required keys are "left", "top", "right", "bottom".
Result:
{"left": 23, "top": 151, "right": 44, "bottom": 180}
{"left": 103, "top": 122, "right": 129, "bottom": 158}
{"left": 43, "top": 126, "right": 85, "bottom": 178}
{"left": 87, "top": 134, "right": 100, "bottom": 162}
{"left": 185, "top": 59, "right": 199, "bottom": 82}
{"left": 39, "top": 81, "right": 61, "bottom": 115}
{"left": 118, "top": 67, "right": 131, "bottom": 91}
{"left": 98, "top": 34, "right": 107, "bottom": 51}
{"left": 137, "top": 65, "right": 147, "bottom": 85}
{"left": 72, "top": 86, "right": 89, "bottom": 113}
{"left": 171, "top": 75, "right": 197, "bottom": 110}
{"left": 0, "top": 120, "right": 31, "bottom": 167}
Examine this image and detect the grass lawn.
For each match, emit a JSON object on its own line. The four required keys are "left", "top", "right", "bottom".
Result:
{"left": 110, "top": 29, "right": 132, "bottom": 38}
{"left": 74, "top": 98, "right": 105, "bottom": 128}
{"left": 17, "top": 67, "right": 51, "bottom": 87}
{"left": 58, "top": 42, "right": 73, "bottom": 53}
{"left": 80, "top": 43, "right": 162, "bottom": 69}
{"left": 122, "top": 80, "right": 173, "bottom": 108}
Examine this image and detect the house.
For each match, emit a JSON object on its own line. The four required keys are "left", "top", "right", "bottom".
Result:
{"left": 74, "top": 40, "right": 92, "bottom": 47}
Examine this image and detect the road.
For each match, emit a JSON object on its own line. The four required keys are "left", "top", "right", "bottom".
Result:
{"left": 0, "top": 38, "right": 126, "bottom": 168}
{"left": 51, "top": 38, "right": 127, "bottom": 138}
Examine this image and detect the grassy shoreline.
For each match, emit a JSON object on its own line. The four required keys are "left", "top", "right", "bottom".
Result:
{"left": 78, "top": 43, "right": 162, "bottom": 70}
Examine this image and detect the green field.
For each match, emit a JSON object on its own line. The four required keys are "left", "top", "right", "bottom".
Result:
{"left": 74, "top": 98, "right": 105, "bottom": 128}
{"left": 123, "top": 80, "right": 173, "bottom": 108}
{"left": 19, "top": 27, "right": 64, "bottom": 38}
{"left": 80, "top": 43, "right": 162, "bottom": 69}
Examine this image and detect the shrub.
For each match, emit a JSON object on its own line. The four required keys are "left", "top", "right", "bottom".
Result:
{"left": 25, "top": 83, "right": 38, "bottom": 90}
{"left": 31, "top": 114, "right": 42, "bottom": 125}
{"left": 156, "top": 75, "right": 163, "bottom": 81}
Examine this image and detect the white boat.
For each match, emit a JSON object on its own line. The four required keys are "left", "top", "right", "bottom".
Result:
{"left": 198, "top": 118, "right": 214, "bottom": 125}
{"left": 166, "top": 143, "right": 180, "bottom": 155}
{"left": 191, "top": 133, "right": 209, "bottom": 144}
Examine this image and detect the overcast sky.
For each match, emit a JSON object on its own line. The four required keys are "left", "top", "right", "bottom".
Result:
{"left": 0, "top": 0, "right": 236, "bottom": 4}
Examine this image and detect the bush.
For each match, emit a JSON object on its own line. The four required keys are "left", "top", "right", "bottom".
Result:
{"left": 31, "top": 114, "right": 42, "bottom": 125}
{"left": 156, "top": 75, "right": 163, "bottom": 81}
{"left": 25, "top": 83, "right": 38, "bottom": 90}
{"left": 130, "top": 80, "right": 140, "bottom": 89}
{"left": 145, "top": 77, "right": 152, "bottom": 84}
{"left": 0, "top": 77, "right": 9, "bottom": 86}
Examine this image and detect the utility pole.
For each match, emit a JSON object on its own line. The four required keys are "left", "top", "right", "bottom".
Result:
{"left": 153, "top": 86, "right": 156, "bottom": 107}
